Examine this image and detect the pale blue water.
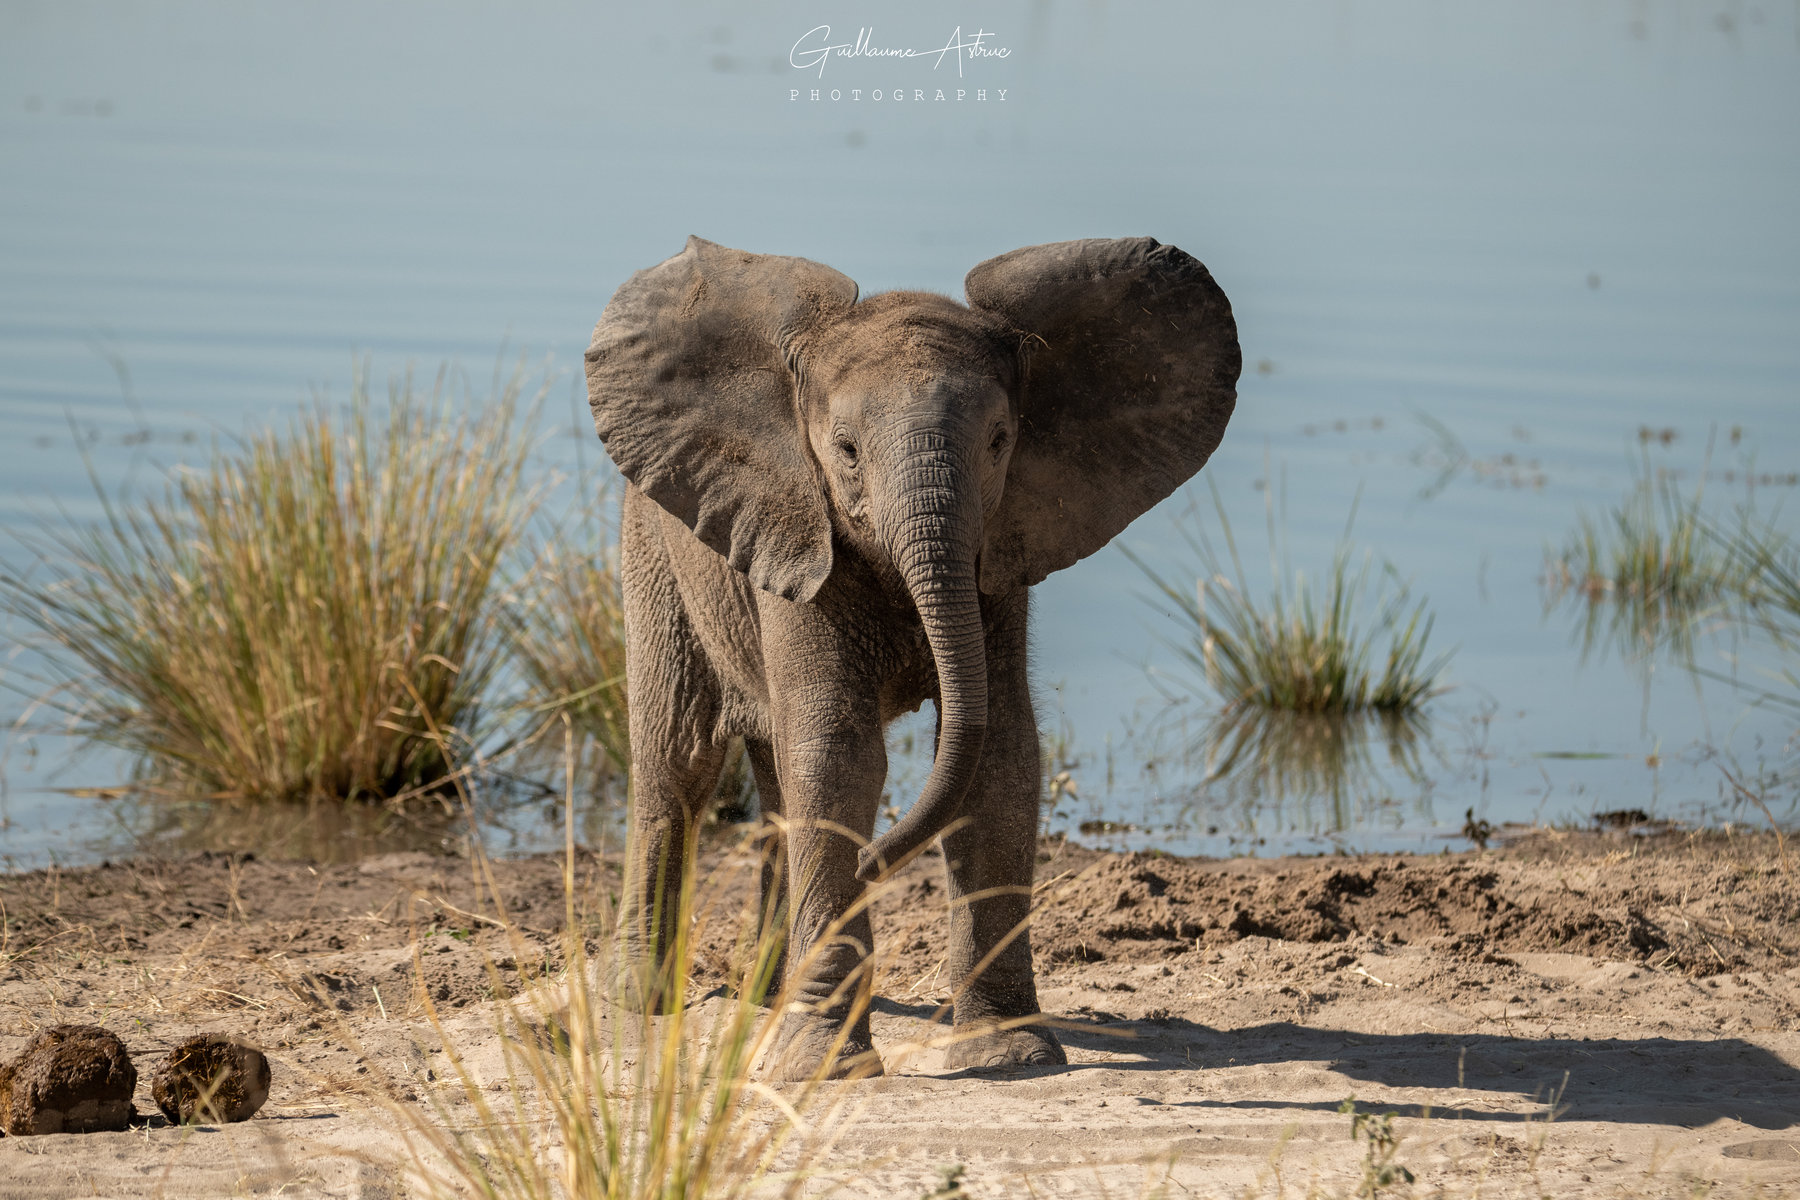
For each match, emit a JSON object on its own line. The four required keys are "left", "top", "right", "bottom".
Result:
{"left": 2, "top": 1, "right": 1797, "bottom": 867}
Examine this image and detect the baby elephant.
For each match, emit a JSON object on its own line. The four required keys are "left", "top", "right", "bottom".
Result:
{"left": 586, "top": 236, "right": 1239, "bottom": 1078}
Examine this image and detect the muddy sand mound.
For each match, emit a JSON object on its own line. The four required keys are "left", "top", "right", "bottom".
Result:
{"left": 1020, "top": 837, "right": 1789, "bottom": 978}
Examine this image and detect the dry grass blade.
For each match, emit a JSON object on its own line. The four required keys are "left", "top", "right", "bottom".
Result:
{"left": 1719, "top": 764, "right": 1793, "bottom": 874}
{"left": 362, "top": 715, "right": 882, "bottom": 1200}
{"left": 384, "top": 830, "right": 882, "bottom": 1199}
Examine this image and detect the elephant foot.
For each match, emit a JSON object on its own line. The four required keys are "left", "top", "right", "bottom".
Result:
{"left": 943, "top": 1022, "right": 1067, "bottom": 1071}
{"left": 610, "top": 953, "right": 681, "bottom": 1016}
{"left": 759, "top": 1013, "right": 885, "bottom": 1082}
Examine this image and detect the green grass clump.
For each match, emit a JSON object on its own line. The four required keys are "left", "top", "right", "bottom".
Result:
{"left": 1711, "top": 503, "right": 1800, "bottom": 714}
{"left": 1543, "top": 455, "right": 1736, "bottom": 661}
{"left": 1130, "top": 482, "right": 1450, "bottom": 716}
{"left": 0, "top": 372, "right": 539, "bottom": 803}
{"left": 1722, "top": 508, "right": 1800, "bottom": 633}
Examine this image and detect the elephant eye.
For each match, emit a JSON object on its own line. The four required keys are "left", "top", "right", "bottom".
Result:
{"left": 990, "top": 426, "right": 1010, "bottom": 456}
{"left": 835, "top": 435, "right": 859, "bottom": 465}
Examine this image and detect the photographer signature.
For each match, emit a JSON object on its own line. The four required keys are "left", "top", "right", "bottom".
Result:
{"left": 790, "top": 26, "right": 1010, "bottom": 78}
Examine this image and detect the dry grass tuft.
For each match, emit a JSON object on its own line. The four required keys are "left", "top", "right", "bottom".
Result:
{"left": 0, "top": 370, "right": 541, "bottom": 804}
{"left": 378, "top": 727, "right": 888, "bottom": 1200}
{"left": 503, "top": 509, "right": 630, "bottom": 782}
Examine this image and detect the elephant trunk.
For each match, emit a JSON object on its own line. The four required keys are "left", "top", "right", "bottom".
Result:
{"left": 856, "top": 434, "right": 989, "bottom": 882}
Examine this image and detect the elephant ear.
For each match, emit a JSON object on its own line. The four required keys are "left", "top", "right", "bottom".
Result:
{"left": 965, "top": 237, "right": 1241, "bottom": 594}
{"left": 586, "top": 236, "right": 858, "bottom": 602}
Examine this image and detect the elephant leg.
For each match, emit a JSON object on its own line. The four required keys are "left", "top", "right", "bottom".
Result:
{"left": 744, "top": 737, "right": 788, "bottom": 1004}
{"left": 618, "top": 738, "right": 726, "bottom": 1014}
{"left": 766, "top": 741, "right": 886, "bottom": 1080}
{"left": 940, "top": 590, "right": 1066, "bottom": 1070}
{"left": 757, "top": 609, "right": 888, "bottom": 1081}
{"left": 616, "top": 490, "right": 728, "bottom": 1014}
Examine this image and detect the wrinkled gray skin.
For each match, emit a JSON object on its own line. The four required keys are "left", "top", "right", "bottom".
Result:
{"left": 586, "top": 236, "right": 1239, "bottom": 1079}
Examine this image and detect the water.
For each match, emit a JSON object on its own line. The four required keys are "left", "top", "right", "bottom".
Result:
{"left": 2, "top": 1, "right": 1797, "bottom": 868}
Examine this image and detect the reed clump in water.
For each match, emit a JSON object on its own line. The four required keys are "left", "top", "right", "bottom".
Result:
{"left": 1542, "top": 453, "right": 1740, "bottom": 663}
{"left": 1196, "top": 704, "right": 1431, "bottom": 822}
{"left": 1130, "top": 481, "right": 1451, "bottom": 717}
{"left": 1711, "top": 500, "right": 1800, "bottom": 714}
{"left": 1719, "top": 505, "right": 1800, "bottom": 636}
{"left": 0, "top": 372, "right": 539, "bottom": 803}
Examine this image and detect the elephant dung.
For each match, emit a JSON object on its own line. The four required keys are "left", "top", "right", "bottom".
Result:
{"left": 0, "top": 1023, "right": 138, "bottom": 1135}
{"left": 151, "top": 1035, "right": 271, "bottom": 1125}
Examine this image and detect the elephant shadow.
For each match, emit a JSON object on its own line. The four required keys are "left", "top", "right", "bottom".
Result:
{"left": 871, "top": 1000, "right": 1800, "bottom": 1131}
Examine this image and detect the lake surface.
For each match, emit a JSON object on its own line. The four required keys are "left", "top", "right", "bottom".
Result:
{"left": 2, "top": 1, "right": 1797, "bottom": 868}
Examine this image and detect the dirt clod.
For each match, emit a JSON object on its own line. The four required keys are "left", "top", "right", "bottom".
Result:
{"left": 151, "top": 1035, "right": 272, "bottom": 1125}
{"left": 0, "top": 1023, "right": 137, "bottom": 1135}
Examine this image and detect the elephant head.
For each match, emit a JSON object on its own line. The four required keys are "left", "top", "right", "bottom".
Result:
{"left": 586, "top": 236, "right": 1240, "bottom": 879}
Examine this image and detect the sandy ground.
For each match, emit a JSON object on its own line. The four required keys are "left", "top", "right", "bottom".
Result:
{"left": 1, "top": 828, "right": 1796, "bottom": 1198}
